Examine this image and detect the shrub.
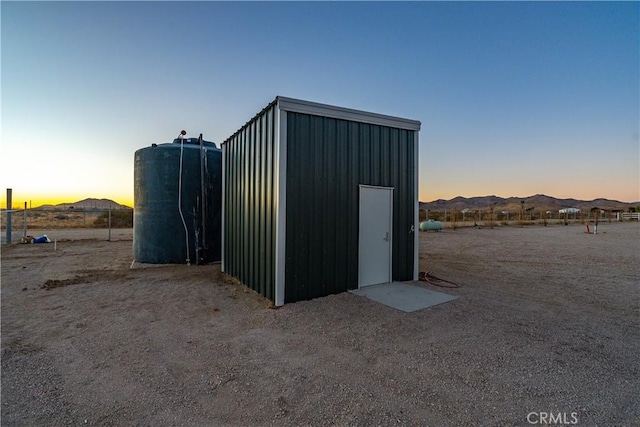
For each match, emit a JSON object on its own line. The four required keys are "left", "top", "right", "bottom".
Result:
{"left": 93, "top": 210, "right": 133, "bottom": 228}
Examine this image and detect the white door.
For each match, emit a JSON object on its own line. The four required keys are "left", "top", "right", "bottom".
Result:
{"left": 359, "top": 186, "right": 393, "bottom": 287}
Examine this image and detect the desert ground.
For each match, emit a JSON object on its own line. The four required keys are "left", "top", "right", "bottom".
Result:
{"left": 1, "top": 222, "right": 638, "bottom": 426}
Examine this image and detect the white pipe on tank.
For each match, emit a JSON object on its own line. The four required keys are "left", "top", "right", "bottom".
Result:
{"left": 178, "top": 132, "right": 191, "bottom": 265}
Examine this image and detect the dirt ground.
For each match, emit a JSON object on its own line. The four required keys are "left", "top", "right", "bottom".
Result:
{"left": 1, "top": 222, "right": 638, "bottom": 426}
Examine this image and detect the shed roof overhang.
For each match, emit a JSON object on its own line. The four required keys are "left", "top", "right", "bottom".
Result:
{"left": 276, "top": 96, "right": 421, "bottom": 131}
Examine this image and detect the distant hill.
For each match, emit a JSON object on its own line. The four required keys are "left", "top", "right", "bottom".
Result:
{"left": 37, "top": 198, "right": 131, "bottom": 210}
{"left": 420, "top": 194, "right": 639, "bottom": 213}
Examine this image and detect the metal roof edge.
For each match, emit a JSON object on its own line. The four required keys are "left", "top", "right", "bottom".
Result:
{"left": 222, "top": 98, "right": 278, "bottom": 146}
{"left": 276, "top": 96, "right": 421, "bottom": 131}
{"left": 222, "top": 96, "right": 422, "bottom": 145}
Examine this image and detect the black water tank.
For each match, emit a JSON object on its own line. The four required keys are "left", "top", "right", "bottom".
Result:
{"left": 134, "top": 138, "right": 221, "bottom": 264}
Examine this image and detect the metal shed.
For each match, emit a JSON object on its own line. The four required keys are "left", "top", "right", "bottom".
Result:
{"left": 221, "top": 96, "right": 421, "bottom": 306}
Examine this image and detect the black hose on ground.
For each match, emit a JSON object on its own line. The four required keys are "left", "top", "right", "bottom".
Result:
{"left": 418, "top": 271, "right": 461, "bottom": 288}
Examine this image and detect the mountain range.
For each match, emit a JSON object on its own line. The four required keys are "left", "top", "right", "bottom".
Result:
{"left": 38, "top": 198, "right": 131, "bottom": 210}
{"left": 34, "top": 195, "right": 638, "bottom": 213}
{"left": 419, "top": 194, "right": 639, "bottom": 213}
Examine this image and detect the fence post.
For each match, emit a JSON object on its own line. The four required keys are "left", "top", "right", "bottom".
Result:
{"left": 23, "top": 201, "right": 27, "bottom": 237}
{"left": 6, "top": 188, "right": 12, "bottom": 244}
{"left": 108, "top": 207, "right": 112, "bottom": 241}
{"left": 489, "top": 205, "right": 494, "bottom": 229}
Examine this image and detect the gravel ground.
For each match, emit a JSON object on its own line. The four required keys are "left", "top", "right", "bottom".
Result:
{"left": 1, "top": 222, "right": 638, "bottom": 426}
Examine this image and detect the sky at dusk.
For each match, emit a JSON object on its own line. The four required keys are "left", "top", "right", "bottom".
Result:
{"left": 1, "top": 1, "right": 639, "bottom": 208}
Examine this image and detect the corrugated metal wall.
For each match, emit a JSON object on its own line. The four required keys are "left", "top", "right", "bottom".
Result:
{"left": 222, "top": 102, "right": 277, "bottom": 300}
{"left": 285, "top": 112, "right": 416, "bottom": 303}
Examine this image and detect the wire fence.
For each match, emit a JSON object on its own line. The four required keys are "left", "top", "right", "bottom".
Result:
{"left": 419, "top": 208, "right": 638, "bottom": 229}
{"left": 2, "top": 205, "right": 637, "bottom": 244}
{"left": 0, "top": 207, "right": 133, "bottom": 245}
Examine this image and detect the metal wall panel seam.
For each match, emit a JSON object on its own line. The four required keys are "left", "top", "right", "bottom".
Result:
{"left": 274, "top": 105, "right": 286, "bottom": 306}
{"left": 243, "top": 126, "right": 249, "bottom": 283}
{"left": 348, "top": 121, "right": 359, "bottom": 290}
{"left": 383, "top": 128, "right": 403, "bottom": 271}
{"left": 225, "top": 140, "right": 230, "bottom": 273}
{"left": 241, "top": 129, "right": 247, "bottom": 282}
{"left": 226, "top": 139, "right": 232, "bottom": 273}
{"left": 228, "top": 137, "right": 234, "bottom": 275}
{"left": 256, "top": 117, "right": 263, "bottom": 293}
{"left": 232, "top": 134, "right": 238, "bottom": 276}
{"left": 246, "top": 124, "right": 252, "bottom": 286}
{"left": 257, "top": 113, "right": 264, "bottom": 295}
{"left": 286, "top": 113, "right": 299, "bottom": 301}
{"left": 249, "top": 120, "right": 256, "bottom": 288}
{"left": 268, "top": 106, "right": 276, "bottom": 299}
{"left": 237, "top": 134, "right": 242, "bottom": 277}
{"left": 234, "top": 135, "right": 240, "bottom": 276}
{"left": 262, "top": 113, "right": 267, "bottom": 291}
{"left": 319, "top": 117, "right": 327, "bottom": 296}
{"left": 335, "top": 119, "right": 349, "bottom": 294}
{"left": 231, "top": 137, "right": 237, "bottom": 275}
{"left": 266, "top": 107, "right": 274, "bottom": 298}
{"left": 246, "top": 123, "right": 252, "bottom": 286}
{"left": 253, "top": 116, "right": 259, "bottom": 295}
{"left": 236, "top": 133, "right": 242, "bottom": 280}
{"left": 326, "top": 118, "right": 338, "bottom": 295}
{"left": 262, "top": 108, "right": 272, "bottom": 299}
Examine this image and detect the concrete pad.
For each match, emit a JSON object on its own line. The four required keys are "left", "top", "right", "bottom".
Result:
{"left": 349, "top": 282, "right": 457, "bottom": 312}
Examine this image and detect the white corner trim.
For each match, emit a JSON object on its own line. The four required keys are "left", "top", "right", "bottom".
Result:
{"left": 276, "top": 96, "right": 421, "bottom": 131}
{"left": 221, "top": 143, "right": 226, "bottom": 273}
{"left": 274, "top": 105, "right": 287, "bottom": 306}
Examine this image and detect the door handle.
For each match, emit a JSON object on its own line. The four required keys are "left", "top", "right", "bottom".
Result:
{"left": 384, "top": 232, "right": 390, "bottom": 241}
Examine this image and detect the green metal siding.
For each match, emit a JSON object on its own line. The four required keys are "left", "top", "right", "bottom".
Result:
{"left": 222, "top": 103, "right": 277, "bottom": 300}
{"left": 285, "top": 112, "right": 416, "bottom": 303}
